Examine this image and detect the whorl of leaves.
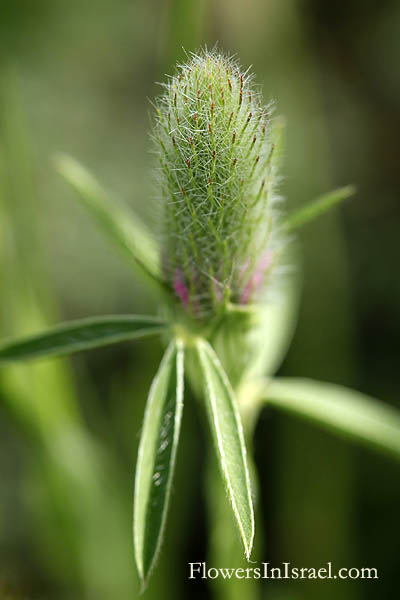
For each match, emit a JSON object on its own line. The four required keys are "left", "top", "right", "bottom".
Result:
{"left": 152, "top": 49, "right": 283, "bottom": 320}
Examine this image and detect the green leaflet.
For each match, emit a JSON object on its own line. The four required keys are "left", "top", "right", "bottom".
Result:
{"left": 0, "top": 315, "right": 167, "bottom": 363}
{"left": 195, "top": 338, "right": 254, "bottom": 559}
{"left": 264, "top": 378, "right": 400, "bottom": 460}
{"left": 284, "top": 185, "right": 356, "bottom": 232}
{"left": 134, "top": 339, "right": 184, "bottom": 587}
{"left": 54, "top": 154, "right": 163, "bottom": 288}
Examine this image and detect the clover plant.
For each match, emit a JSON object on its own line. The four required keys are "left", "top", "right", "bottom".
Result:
{"left": 1, "top": 49, "right": 399, "bottom": 589}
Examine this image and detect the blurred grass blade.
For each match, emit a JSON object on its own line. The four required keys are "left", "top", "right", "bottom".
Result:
{"left": 196, "top": 338, "right": 254, "bottom": 558}
{"left": 134, "top": 339, "right": 184, "bottom": 587}
{"left": 284, "top": 185, "right": 356, "bottom": 232}
{"left": 0, "top": 315, "right": 168, "bottom": 363}
{"left": 263, "top": 377, "right": 400, "bottom": 460}
{"left": 54, "top": 153, "right": 163, "bottom": 287}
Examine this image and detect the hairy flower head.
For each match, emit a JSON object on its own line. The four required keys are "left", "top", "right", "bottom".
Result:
{"left": 153, "top": 49, "right": 283, "bottom": 322}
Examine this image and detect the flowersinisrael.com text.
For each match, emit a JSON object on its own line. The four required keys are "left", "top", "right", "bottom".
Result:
{"left": 188, "top": 562, "right": 378, "bottom": 581}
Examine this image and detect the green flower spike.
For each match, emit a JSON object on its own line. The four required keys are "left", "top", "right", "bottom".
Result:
{"left": 155, "top": 50, "right": 282, "bottom": 320}
{"left": 1, "top": 48, "right": 400, "bottom": 592}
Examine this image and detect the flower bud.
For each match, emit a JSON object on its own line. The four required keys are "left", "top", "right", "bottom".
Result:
{"left": 153, "top": 49, "right": 283, "bottom": 322}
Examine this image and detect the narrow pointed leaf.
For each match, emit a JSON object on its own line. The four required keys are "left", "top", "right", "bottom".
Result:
{"left": 54, "top": 154, "right": 163, "bottom": 287}
{"left": 284, "top": 185, "right": 356, "bottom": 232}
{"left": 134, "top": 339, "right": 184, "bottom": 586}
{"left": 264, "top": 377, "right": 400, "bottom": 460}
{"left": 196, "top": 338, "right": 254, "bottom": 558}
{"left": 0, "top": 315, "right": 167, "bottom": 363}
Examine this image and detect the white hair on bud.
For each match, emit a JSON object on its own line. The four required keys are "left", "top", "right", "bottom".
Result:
{"left": 152, "top": 48, "right": 285, "bottom": 320}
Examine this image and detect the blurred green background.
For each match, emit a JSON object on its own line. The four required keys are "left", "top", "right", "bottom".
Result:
{"left": 0, "top": 1, "right": 399, "bottom": 598}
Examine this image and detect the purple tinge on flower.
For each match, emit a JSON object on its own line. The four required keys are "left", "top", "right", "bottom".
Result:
{"left": 240, "top": 250, "right": 273, "bottom": 304}
{"left": 154, "top": 50, "right": 282, "bottom": 320}
{"left": 173, "top": 269, "right": 190, "bottom": 307}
